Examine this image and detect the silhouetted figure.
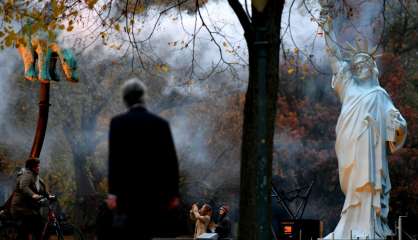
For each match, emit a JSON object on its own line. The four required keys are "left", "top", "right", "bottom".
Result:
{"left": 215, "top": 205, "right": 232, "bottom": 239}
{"left": 11, "top": 158, "right": 50, "bottom": 240}
{"left": 105, "top": 78, "right": 180, "bottom": 239}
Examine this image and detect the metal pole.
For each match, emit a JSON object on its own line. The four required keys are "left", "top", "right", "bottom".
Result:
{"left": 398, "top": 216, "right": 407, "bottom": 240}
{"left": 399, "top": 216, "right": 402, "bottom": 240}
{"left": 30, "top": 82, "right": 50, "bottom": 158}
{"left": 271, "top": 225, "right": 279, "bottom": 240}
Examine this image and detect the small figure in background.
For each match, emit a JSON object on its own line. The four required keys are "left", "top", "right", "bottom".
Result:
{"left": 190, "top": 203, "right": 212, "bottom": 239}
{"left": 214, "top": 205, "right": 232, "bottom": 239}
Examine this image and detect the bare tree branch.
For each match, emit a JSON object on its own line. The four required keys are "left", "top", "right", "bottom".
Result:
{"left": 227, "top": 0, "right": 253, "bottom": 38}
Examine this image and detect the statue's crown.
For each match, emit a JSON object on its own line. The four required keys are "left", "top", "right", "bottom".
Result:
{"left": 344, "top": 37, "right": 381, "bottom": 62}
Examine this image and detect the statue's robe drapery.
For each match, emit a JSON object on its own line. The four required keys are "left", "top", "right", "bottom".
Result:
{"left": 328, "top": 62, "right": 407, "bottom": 239}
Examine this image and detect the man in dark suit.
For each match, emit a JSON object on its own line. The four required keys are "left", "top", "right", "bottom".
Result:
{"left": 106, "top": 78, "right": 180, "bottom": 239}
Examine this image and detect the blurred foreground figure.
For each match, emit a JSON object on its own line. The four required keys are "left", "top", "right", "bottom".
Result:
{"left": 105, "top": 78, "right": 180, "bottom": 239}
{"left": 319, "top": 2, "right": 407, "bottom": 239}
{"left": 190, "top": 203, "right": 212, "bottom": 239}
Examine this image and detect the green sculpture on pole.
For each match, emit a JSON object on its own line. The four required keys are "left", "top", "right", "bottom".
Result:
{"left": 16, "top": 34, "right": 78, "bottom": 158}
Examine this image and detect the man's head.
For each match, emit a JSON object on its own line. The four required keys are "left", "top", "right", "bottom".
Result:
{"left": 219, "top": 205, "right": 230, "bottom": 217}
{"left": 25, "top": 158, "right": 40, "bottom": 175}
{"left": 121, "top": 78, "right": 147, "bottom": 108}
{"left": 200, "top": 204, "right": 213, "bottom": 216}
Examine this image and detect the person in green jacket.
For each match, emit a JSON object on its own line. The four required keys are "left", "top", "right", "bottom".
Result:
{"left": 11, "top": 158, "right": 50, "bottom": 240}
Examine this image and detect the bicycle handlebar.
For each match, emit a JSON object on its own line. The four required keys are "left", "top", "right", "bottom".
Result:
{"left": 37, "top": 195, "right": 57, "bottom": 206}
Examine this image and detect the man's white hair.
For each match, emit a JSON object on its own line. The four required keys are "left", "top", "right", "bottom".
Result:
{"left": 122, "top": 78, "right": 147, "bottom": 107}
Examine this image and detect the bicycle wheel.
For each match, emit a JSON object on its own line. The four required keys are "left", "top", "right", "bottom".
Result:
{"left": 0, "top": 224, "right": 19, "bottom": 240}
{"left": 60, "top": 223, "right": 85, "bottom": 240}
{"left": 43, "top": 223, "right": 65, "bottom": 240}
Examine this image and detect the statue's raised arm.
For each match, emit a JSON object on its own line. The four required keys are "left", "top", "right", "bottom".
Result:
{"left": 318, "top": 6, "right": 342, "bottom": 74}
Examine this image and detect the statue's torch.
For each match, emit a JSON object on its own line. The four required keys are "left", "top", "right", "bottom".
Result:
{"left": 318, "top": 0, "right": 335, "bottom": 27}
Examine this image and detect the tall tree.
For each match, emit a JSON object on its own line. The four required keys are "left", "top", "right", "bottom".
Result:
{"left": 228, "top": 0, "right": 285, "bottom": 239}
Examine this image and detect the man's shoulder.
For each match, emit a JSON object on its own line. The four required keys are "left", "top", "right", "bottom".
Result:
{"left": 129, "top": 109, "right": 168, "bottom": 125}
{"left": 110, "top": 113, "right": 124, "bottom": 125}
{"left": 147, "top": 112, "right": 169, "bottom": 125}
{"left": 19, "top": 170, "right": 35, "bottom": 181}
{"left": 111, "top": 111, "right": 129, "bottom": 121}
{"left": 22, "top": 169, "right": 34, "bottom": 176}
{"left": 111, "top": 110, "right": 169, "bottom": 126}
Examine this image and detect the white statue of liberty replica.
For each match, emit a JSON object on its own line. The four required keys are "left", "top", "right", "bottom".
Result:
{"left": 318, "top": 2, "right": 407, "bottom": 239}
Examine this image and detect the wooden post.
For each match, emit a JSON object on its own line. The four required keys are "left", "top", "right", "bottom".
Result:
{"left": 30, "top": 82, "right": 50, "bottom": 158}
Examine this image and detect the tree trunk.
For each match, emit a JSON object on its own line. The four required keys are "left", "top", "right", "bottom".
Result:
{"left": 73, "top": 149, "right": 95, "bottom": 198}
{"left": 71, "top": 145, "right": 97, "bottom": 227}
{"left": 63, "top": 118, "right": 97, "bottom": 198}
{"left": 235, "top": 1, "right": 284, "bottom": 239}
{"left": 62, "top": 120, "right": 101, "bottom": 229}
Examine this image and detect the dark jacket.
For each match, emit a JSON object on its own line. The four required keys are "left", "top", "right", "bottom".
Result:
{"left": 108, "top": 105, "right": 180, "bottom": 236}
{"left": 215, "top": 216, "right": 232, "bottom": 239}
{"left": 10, "top": 170, "right": 47, "bottom": 217}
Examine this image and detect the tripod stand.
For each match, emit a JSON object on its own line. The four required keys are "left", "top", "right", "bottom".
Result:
{"left": 271, "top": 180, "right": 315, "bottom": 240}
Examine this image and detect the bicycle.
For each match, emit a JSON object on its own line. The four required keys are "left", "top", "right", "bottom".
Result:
{"left": 0, "top": 196, "right": 85, "bottom": 240}
{"left": 0, "top": 210, "right": 19, "bottom": 240}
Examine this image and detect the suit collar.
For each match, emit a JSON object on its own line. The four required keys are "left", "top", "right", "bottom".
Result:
{"left": 128, "top": 104, "right": 147, "bottom": 112}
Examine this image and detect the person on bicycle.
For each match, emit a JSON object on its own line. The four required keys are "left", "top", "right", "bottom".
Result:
{"left": 10, "top": 158, "right": 50, "bottom": 240}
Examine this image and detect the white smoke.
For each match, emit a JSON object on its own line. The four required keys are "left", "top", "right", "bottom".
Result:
{"left": 281, "top": 0, "right": 328, "bottom": 66}
{"left": 0, "top": 49, "right": 20, "bottom": 126}
{"left": 281, "top": 0, "right": 384, "bottom": 68}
